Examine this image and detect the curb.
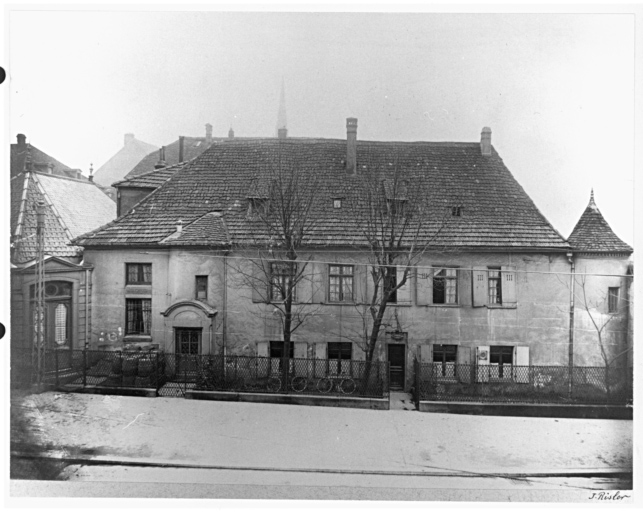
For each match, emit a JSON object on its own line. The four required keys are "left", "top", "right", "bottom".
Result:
{"left": 11, "top": 451, "right": 633, "bottom": 480}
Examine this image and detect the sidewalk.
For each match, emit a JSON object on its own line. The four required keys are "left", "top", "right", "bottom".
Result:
{"left": 13, "top": 391, "right": 632, "bottom": 477}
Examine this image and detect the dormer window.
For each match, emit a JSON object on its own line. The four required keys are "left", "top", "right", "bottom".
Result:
{"left": 248, "top": 197, "right": 269, "bottom": 217}
{"left": 451, "top": 206, "right": 462, "bottom": 217}
{"left": 333, "top": 199, "right": 342, "bottom": 209}
{"left": 387, "top": 198, "right": 407, "bottom": 216}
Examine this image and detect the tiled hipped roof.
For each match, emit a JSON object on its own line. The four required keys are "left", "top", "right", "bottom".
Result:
{"left": 568, "top": 193, "right": 632, "bottom": 253}
{"left": 74, "top": 137, "right": 570, "bottom": 251}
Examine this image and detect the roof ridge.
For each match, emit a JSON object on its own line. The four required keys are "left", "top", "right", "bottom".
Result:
{"left": 112, "top": 159, "right": 190, "bottom": 187}
{"left": 33, "top": 170, "right": 93, "bottom": 184}
{"left": 13, "top": 172, "right": 31, "bottom": 238}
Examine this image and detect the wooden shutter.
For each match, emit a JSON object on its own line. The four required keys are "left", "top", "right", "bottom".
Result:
{"left": 309, "top": 263, "right": 324, "bottom": 303}
{"left": 364, "top": 266, "right": 376, "bottom": 305}
{"left": 314, "top": 342, "right": 327, "bottom": 378}
{"left": 353, "top": 263, "right": 367, "bottom": 304}
{"left": 397, "top": 265, "right": 411, "bottom": 303}
{"left": 501, "top": 266, "right": 517, "bottom": 305}
{"left": 458, "top": 268, "right": 472, "bottom": 307}
{"left": 456, "top": 345, "right": 472, "bottom": 383}
{"left": 251, "top": 262, "right": 267, "bottom": 303}
{"left": 476, "top": 345, "right": 490, "bottom": 382}
{"left": 472, "top": 267, "right": 487, "bottom": 307}
{"left": 256, "top": 341, "right": 269, "bottom": 358}
{"left": 297, "top": 262, "right": 313, "bottom": 304}
{"left": 294, "top": 342, "right": 308, "bottom": 359}
{"left": 415, "top": 267, "right": 432, "bottom": 306}
{"left": 419, "top": 344, "right": 432, "bottom": 364}
{"left": 513, "top": 346, "right": 529, "bottom": 383}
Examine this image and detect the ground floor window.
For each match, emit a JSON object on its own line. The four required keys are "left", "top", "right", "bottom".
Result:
{"left": 126, "top": 299, "right": 152, "bottom": 335}
{"left": 432, "top": 344, "right": 457, "bottom": 377}
{"left": 328, "top": 342, "right": 352, "bottom": 375}
{"left": 490, "top": 345, "right": 513, "bottom": 378}
{"left": 175, "top": 328, "right": 201, "bottom": 355}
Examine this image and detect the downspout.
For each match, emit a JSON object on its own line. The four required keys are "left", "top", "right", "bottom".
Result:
{"left": 223, "top": 252, "right": 228, "bottom": 357}
{"left": 567, "top": 252, "right": 575, "bottom": 397}
{"left": 85, "top": 267, "right": 90, "bottom": 349}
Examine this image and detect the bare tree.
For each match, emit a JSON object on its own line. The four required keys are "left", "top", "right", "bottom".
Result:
{"left": 229, "top": 149, "right": 322, "bottom": 384}
{"left": 346, "top": 157, "right": 452, "bottom": 367}
{"left": 575, "top": 274, "right": 632, "bottom": 396}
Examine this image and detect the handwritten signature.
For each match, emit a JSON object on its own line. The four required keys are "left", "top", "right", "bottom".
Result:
{"left": 589, "top": 491, "right": 631, "bottom": 501}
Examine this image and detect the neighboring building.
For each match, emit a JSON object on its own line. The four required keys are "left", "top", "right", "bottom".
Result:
{"left": 11, "top": 133, "right": 87, "bottom": 180}
{"left": 123, "top": 124, "right": 219, "bottom": 180}
{"left": 73, "top": 120, "right": 631, "bottom": 391}
{"left": 92, "top": 133, "right": 158, "bottom": 200}
{"left": 10, "top": 139, "right": 117, "bottom": 353}
{"left": 567, "top": 191, "right": 633, "bottom": 368}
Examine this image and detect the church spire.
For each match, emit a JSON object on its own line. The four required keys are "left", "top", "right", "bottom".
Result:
{"left": 276, "top": 78, "right": 287, "bottom": 139}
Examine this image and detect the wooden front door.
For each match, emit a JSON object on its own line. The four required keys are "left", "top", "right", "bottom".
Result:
{"left": 388, "top": 344, "right": 406, "bottom": 390}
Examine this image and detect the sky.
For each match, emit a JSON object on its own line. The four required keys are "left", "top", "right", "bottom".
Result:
{"left": 6, "top": 9, "right": 636, "bottom": 245}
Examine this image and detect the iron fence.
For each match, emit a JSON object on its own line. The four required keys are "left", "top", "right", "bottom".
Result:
{"left": 416, "top": 361, "right": 633, "bottom": 405}
{"left": 10, "top": 349, "right": 390, "bottom": 400}
{"left": 193, "top": 354, "right": 389, "bottom": 399}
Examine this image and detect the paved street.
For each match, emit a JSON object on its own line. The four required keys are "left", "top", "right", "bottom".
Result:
{"left": 10, "top": 390, "right": 633, "bottom": 500}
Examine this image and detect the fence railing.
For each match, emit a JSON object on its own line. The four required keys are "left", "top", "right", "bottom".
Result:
{"left": 10, "top": 349, "right": 390, "bottom": 400}
{"left": 415, "top": 361, "right": 633, "bottom": 405}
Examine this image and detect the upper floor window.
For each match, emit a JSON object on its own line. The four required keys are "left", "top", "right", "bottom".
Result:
{"left": 329, "top": 265, "right": 354, "bottom": 302}
{"left": 433, "top": 267, "right": 458, "bottom": 304}
{"left": 126, "top": 263, "right": 152, "bottom": 285}
{"left": 196, "top": 276, "right": 208, "bottom": 300}
{"left": 270, "top": 262, "right": 297, "bottom": 302}
{"left": 608, "top": 287, "right": 619, "bottom": 313}
{"left": 488, "top": 267, "right": 502, "bottom": 304}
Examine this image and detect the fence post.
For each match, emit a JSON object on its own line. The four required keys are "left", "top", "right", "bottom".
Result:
{"left": 55, "top": 349, "right": 59, "bottom": 388}
{"left": 82, "top": 350, "right": 87, "bottom": 388}
{"left": 155, "top": 351, "right": 160, "bottom": 394}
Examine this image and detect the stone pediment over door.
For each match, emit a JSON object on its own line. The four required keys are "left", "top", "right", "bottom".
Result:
{"left": 161, "top": 300, "right": 217, "bottom": 327}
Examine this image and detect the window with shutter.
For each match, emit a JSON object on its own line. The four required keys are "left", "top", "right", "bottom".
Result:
{"left": 472, "top": 268, "right": 487, "bottom": 307}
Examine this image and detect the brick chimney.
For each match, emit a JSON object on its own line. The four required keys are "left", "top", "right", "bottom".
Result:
{"left": 16, "top": 134, "right": 26, "bottom": 147}
{"left": 155, "top": 146, "right": 166, "bottom": 169}
{"left": 278, "top": 127, "right": 287, "bottom": 139}
{"left": 88, "top": 163, "right": 94, "bottom": 182}
{"left": 124, "top": 133, "right": 135, "bottom": 146}
{"left": 480, "top": 127, "right": 492, "bottom": 156}
{"left": 228, "top": 127, "right": 235, "bottom": 139}
{"left": 205, "top": 124, "right": 213, "bottom": 144}
{"left": 346, "top": 118, "right": 358, "bottom": 174}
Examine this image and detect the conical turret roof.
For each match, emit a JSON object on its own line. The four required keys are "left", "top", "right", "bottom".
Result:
{"left": 568, "top": 190, "right": 632, "bottom": 253}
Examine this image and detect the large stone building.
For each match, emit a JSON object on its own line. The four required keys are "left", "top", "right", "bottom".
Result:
{"left": 73, "top": 120, "right": 632, "bottom": 391}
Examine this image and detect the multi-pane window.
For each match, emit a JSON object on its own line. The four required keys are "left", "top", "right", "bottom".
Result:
{"left": 176, "top": 328, "right": 201, "bottom": 355}
{"left": 126, "top": 299, "right": 152, "bottom": 335}
{"left": 433, "top": 344, "right": 457, "bottom": 377}
{"left": 196, "top": 276, "right": 208, "bottom": 300}
{"left": 608, "top": 287, "right": 619, "bottom": 313}
{"left": 490, "top": 346, "right": 513, "bottom": 378}
{"left": 328, "top": 342, "right": 352, "bottom": 375}
{"left": 433, "top": 268, "right": 458, "bottom": 304}
{"left": 270, "top": 262, "right": 296, "bottom": 302}
{"left": 329, "top": 265, "right": 354, "bottom": 302}
{"left": 126, "top": 263, "right": 152, "bottom": 285}
{"left": 488, "top": 267, "right": 502, "bottom": 304}
{"left": 54, "top": 304, "right": 68, "bottom": 345}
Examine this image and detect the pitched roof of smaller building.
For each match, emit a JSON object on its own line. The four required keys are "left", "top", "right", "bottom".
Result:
{"left": 160, "top": 212, "right": 229, "bottom": 246}
{"left": 125, "top": 136, "right": 212, "bottom": 179}
{"left": 93, "top": 134, "right": 158, "bottom": 187}
{"left": 112, "top": 160, "right": 188, "bottom": 189}
{"left": 10, "top": 171, "right": 117, "bottom": 263}
{"left": 568, "top": 191, "right": 632, "bottom": 253}
{"left": 11, "top": 136, "right": 81, "bottom": 179}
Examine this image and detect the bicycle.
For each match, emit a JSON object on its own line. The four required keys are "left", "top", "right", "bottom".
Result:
{"left": 266, "top": 374, "right": 309, "bottom": 393}
{"left": 316, "top": 375, "right": 357, "bottom": 395}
